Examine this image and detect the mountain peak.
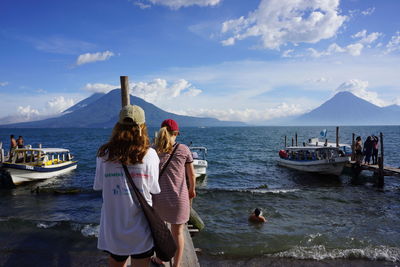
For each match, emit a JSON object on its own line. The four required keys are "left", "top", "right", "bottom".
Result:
{"left": 295, "top": 90, "right": 399, "bottom": 125}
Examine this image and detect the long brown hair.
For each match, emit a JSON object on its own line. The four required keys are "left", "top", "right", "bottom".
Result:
{"left": 97, "top": 122, "right": 150, "bottom": 164}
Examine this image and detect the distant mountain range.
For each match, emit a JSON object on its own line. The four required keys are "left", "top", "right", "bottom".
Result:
{"left": 0, "top": 89, "right": 245, "bottom": 128}
{"left": 295, "top": 91, "right": 400, "bottom": 125}
{"left": 1, "top": 90, "right": 398, "bottom": 127}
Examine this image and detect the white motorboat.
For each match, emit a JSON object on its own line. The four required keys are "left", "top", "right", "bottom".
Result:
{"left": 277, "top": 146, "right": 349, "bottom": 176}
{"left": 189, "top": 146, "right": 208, "bottom": 181}
{"left": 0, "top": 147, "right": 77, "bottom": 185}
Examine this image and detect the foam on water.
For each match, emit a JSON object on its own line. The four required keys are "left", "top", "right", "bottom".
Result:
{"left": 272, "top": 245, "right": 400, "bottom": 262}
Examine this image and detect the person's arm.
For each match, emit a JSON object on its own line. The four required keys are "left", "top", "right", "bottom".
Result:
{"left": 185, "top": 162, "right": 196, "bottom": 199}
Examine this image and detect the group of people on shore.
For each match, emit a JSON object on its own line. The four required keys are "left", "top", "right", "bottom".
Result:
{"left": 94, "top": 105, "right": 196, "bottom": 267}
{"left": 354, "top": 135, "right": 379, "bottom": 165}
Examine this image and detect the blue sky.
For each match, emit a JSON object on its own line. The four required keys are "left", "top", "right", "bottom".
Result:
{"left": 1, "top": 0, "right": 399, "bottom": 124}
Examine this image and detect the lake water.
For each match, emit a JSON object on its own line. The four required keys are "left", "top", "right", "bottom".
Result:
{"left": 0, "top": 126, "right": 399, "bottom": 265}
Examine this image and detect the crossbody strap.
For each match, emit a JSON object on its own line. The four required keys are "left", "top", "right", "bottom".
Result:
{"left": 122, "top": 164, "right": 141, "bottom": 198}
{"left": 122, "top": 143, "right": 179, "bottom": 193}
{"left": 159, "top": 143, "right": 179, "bottom": 177}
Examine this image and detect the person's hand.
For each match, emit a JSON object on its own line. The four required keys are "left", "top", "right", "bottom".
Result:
{"left": 189, "top": 189, "right": 196, "bottom": 199}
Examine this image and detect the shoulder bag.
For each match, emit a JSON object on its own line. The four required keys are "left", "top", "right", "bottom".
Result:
{"left": 122, "top": 143, "right": 179, "bottom": 262}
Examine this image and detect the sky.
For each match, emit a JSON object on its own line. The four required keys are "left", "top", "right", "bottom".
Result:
{"left": 1, "top": 0, "right": 400, "bottom": 124}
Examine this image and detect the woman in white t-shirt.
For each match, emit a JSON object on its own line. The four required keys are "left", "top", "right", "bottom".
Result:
{"left": 94, "top": 105, "right": 160, "bottom": 267}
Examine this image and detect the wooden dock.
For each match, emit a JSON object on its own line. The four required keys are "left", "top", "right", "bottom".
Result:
{"left": 347, "top": 161, "right": 400, "bottom": 177}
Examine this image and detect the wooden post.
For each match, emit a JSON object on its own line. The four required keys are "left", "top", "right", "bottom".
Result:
{"left": 284, "top": 136, "right": 287, "bottom": 148}
{"left": 378, "top": 132, "right": 384, "bottom": 187}
{"left": 120, "top": 76, "right": 130, "bottom": 107}
{"left": 351, "top": 133, "right": 355, "bottom": 161}
{"left": 295, "top": 132, "right": 298, "bottom": 146}
{"left": 336, "top": 126, "right": 339, "bottom": 148}
{"left": 291, "top": 137, "right": 294, "bottom": 146}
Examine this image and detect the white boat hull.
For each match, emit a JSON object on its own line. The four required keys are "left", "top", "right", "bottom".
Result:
{"left": 277, "top": 157, "right": 348, "bottom": 176}
{"left": 193, "top": 159, "right": 207, "bottom": 179}
{"left": 3, "top": 163, "right": 77, "bottom": 185}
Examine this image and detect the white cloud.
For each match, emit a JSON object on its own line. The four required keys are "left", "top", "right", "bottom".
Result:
{"left": 35, "top": 88, "right": 47, "bottom": 93}
{"left": 361, "top": 7, "right": 375, "bottom": 16}
{"left": 0, "top": 82, "right": 9, "bottom": 87}
{"left": 282, "top": 49, "right": 294, "bottom": 58}
{"left": 17, "top": 105, "right": 40, "bottom": 118}
{"left": 45, "top": 96, "right": 75, "bottom": 114}
{"left": 352, "top": 30, "right": 382, "bottom": 44}
{"left": 133, "top": 1, "right": 151, "bottom": 9}
{"left": 385, "top": 32, "right": 400, "bottom": 54}
{"left": 84, "top": 83, "right": 118, "bottom": 93}
{"left": 221, "top": 0, "right": 346, "bottom": 50}
{"left": 178, "top": 102, "right": 306, "bottom": 122}
{"left": 131, "top": 78, "right": 202, "bottom": 103}
{"left": 146, "top": 0, "right": 221, "bottom": 9}
{"left": 335, "top": 79, "right": 386, "bottom": 107}
{"left": 308, "top": 42, "right": 363, "bottom": 57}
{"left": 76, "top": 51, "right": 114, "bottom": 66}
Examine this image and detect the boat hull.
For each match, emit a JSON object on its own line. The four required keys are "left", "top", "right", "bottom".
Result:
{"left": 2, "top": 162, "right": 77, "bottom": 185}
{"left": 277, "top": 158, "right": 348, "bottom": 176}
{"left": 193, "top": 159, "right": 207, "bottom": 181}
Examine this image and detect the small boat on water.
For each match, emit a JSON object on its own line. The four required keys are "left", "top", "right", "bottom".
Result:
{"left": 189, "top": 146, "right": 208, "bottom": 181}
{"left": 0, "top": 147, "right": 77, "bottom": 185}
{"left": 277, "top": 146, "right": 349, "bottom": 176}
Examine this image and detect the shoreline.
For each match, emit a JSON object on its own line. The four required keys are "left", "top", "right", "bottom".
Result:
{"left": 197, "top": 254, "right": 399, "bottom": 267}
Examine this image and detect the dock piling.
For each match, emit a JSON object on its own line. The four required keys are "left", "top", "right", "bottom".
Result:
{"left": 351, "top": 133, "right": 355, "bottom": 161}
{"left": 377, "top": 132, "right": 384, "bottom": 187}
{"left": 295, "top": 132, "right": 298, "bottom": 146}
{"left": 120, "top": 76, "right": 130, "bottom": 107}
{"left": 336, "top": 126, "right": 339, "bottom": 148}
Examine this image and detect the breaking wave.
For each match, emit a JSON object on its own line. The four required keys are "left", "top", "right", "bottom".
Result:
{"left": 271, "top": 245, "right": 400, "bottom": 262}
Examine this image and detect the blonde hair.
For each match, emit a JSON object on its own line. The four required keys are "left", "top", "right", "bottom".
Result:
{"left": 97, "top": 122, "right": 150, "bottom": 165}
{"left": 155, "top": 126, "right": 178, "bottom": 154}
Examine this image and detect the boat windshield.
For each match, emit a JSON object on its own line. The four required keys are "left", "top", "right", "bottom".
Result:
{"left": 283, "top": 147, "right": 339, "bottom": 161}
{"left": 12, "top": 150, "right": 72, "bottom": 165}
{"left": 190, "top": 147, "right": 207, "bottom": 160}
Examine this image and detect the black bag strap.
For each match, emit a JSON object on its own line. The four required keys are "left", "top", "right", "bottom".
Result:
{"left": 122, "top": 164, "right": 143, "bottom": 203}
{"left": 159, "top": 143, "right": 179, "bottom": 177}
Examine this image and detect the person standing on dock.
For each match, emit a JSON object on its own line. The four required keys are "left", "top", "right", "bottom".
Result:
{"left": 363, "top": 136, "right": 373, "bottom": 165}
{"left": 94, "top": 105, "right": 161, "bottom": 267}
{"left": 153, "top": 119, "right": 196, "bottom": 267}
{"left": 354, "top": 136, "right": 363, "bottom": 165}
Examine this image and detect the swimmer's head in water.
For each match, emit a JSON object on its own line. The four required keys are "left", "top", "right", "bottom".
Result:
{"left": 254, "top": 208, "right": 262, "bottom": 217}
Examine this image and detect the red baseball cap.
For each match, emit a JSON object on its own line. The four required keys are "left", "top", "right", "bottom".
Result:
{"left": 161, "top": 119, "right": 179, "bottom": 132}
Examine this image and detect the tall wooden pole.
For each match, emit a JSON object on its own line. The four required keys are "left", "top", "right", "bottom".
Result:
{"left": 378, "top": 132, "right": 384, "bottom": 187}
{"left": 284, "top": 136, "right": 287, "bottom": 148}
{"left": 336, "top": 126, "right": 339, "bottom": 148}
{"left": 295, "top": 132, "right": 298, "bottom": 146}
{"left": 291, "top": 137, "right": 294, "bottom": 146}
{"left": 120, "top": 76, "right": 130, "bottom": 107}
{"left": 351, "top": 133, "right": 355, "bottom": 161}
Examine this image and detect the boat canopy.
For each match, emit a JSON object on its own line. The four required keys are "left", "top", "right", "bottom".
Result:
{"left": 15, "top": 148, "right": 70, "bottom": 154}
{"left": 285, "top": 146, "right": 339, "bottom": 151}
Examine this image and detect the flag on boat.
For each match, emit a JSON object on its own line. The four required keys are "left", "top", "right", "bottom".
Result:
{"left": 320, "top": 129, "right": 327, "bottom": 138}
